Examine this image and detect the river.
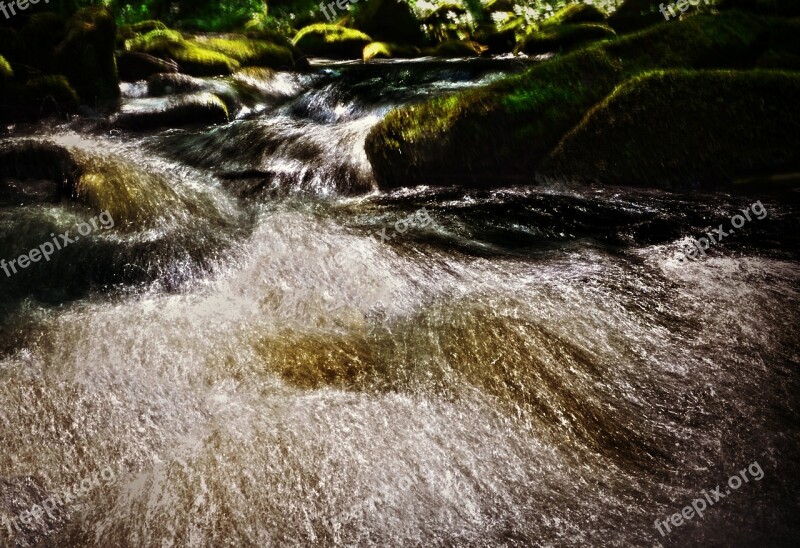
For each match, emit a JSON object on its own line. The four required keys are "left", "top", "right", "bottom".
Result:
{"left": 0, "top": 57, "right": 798, "bottom": 547}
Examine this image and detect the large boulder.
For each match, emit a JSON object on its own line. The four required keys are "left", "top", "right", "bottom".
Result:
{"left": 363, "top": 42, "right": 421, "bottom": 61}
{"left": 352, "top": 0, "right": 425, "bottom": 45}
{"left": 542, "top": 70, "right": 800, "bottom": 187}
{"left": 292, "top": 24, "right": 372, "bottom": 58}
{"left": 54, "top": 6, "right": 120, "bottom": 104}
{"left": 515, "top": 23, "right": 616, "bottom": 54}
{"left": 608, "top": 0, "right": 667, "bottom": 34}
{"left": 126, "top": 29, "right": 240, "bottom": 76}
{"left": 112, "top": 92, "right": 230, "bottom": 130}
{"left": 432, "top": 39, "right": 485, "bottom": 57}
{"left": 541, "top": 3, "right": 609, "bottom": 26}
{"left": 0, "top": 76, "right": 80, "bottom": 123}
{"left": 117, "top": 51, "right": 179, "bottom": 82}
{"left": 365, "top": 11, "right": 776, "bottom": 189}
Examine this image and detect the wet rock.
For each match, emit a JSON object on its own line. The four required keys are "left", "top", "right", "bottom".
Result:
{"left": 0, "top": 139, "right": 80, "bottom": 201}
{"left": 0, "top": 76, "right": 81, "bottom": 123}
{"left": 292, "top": 24, "right": 372, "bottom": 59}
{"left": 0, "top": 476, "right": 68, "bottom": 547}
{"left": 112, "top": 92, "right": 230, "bottom": 130}
{"left": 118, "top": 51, "right": 179, "bottom": 82}
{"left": 147, "top": 72, "right": 209, "bottom": 96}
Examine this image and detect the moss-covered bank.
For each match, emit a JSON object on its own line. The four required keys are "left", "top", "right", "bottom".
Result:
{"left": 542, "top": 70, "right": 800, "bottom": 187}
{"left": 365, "top": 11, "right": 798, "bottom": 189}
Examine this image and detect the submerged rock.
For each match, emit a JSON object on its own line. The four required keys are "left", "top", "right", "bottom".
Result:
{"left": 542, "top": 70, "right": 800, "bottom": 187}
{"left": 0, "top": 140, "right": 80, "bottom": 201}
{"left": 118, "top": 51, "right": 179, "bottom": 82}
{"left": 292, "top": 24, "right": 372, "bottom": 59}
{"left": 112, "top": 92, "right": 230, "bottom": 130}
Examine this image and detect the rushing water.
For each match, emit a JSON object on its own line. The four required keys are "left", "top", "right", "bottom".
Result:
{"left": 0, "top": 58, "right": 799, "bottom": 547}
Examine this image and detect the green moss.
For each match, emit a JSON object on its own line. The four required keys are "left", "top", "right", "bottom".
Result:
{"left": 366, "top": 11, "right": 785, "bottom": 189}
{"left": 127, "top": 29, "right": 241, "bottom": 76}
{"left": 543, "top": 70, "right": 800, "bottom": 186}
{"left": 292, "top": 24, "right": 373, "bottom": 59}
{"left": 118, "top": 20, "right": 168, "bottom": 44}
{"left": 515, "top": 23, "right": 616, "bottom": 54}
{"left": 0, "top": 56, "right": 11, "bottom": 80}
{"left": 197, "top": 37, "right": 294, "bottom": 68}
{"left": 54, "top": 6, "right": 120, "bottom": 104}
{"left": 541, "top": 3, "right": 608, "bottom": 27}
{"left": 607, "top": 0, "right": 668, "bottom": 34}
{"left": 363, "top": 42, "right": 393, "bottom": 60}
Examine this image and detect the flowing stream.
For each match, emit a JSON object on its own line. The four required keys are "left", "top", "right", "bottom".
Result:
{"left": 0, "top": 58, "right": 798, "bottom": 547}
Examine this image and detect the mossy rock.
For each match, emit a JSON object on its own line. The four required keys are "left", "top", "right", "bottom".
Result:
{"left": 292, "top": 24, "right": 372, "bottom": 58}
{"left": 515, "top": 23, "right": 616, "bottom": 54}
{"left": 118, "top": 20, "right": 168, "bottom": 42}
{"left": 541, "top": 3, "right": 609, "bottom": 27}
{"left": 194, "top": 37, "right": 294, "bottom": 69}
{"left": 608, "top": 0, "right": 668, "bottom": 34}
{"left": 117, "top": 52, "right": 179, "bottom": 82}
{"left": 112, "top": 92, "right": 230, "bottom": 130}
{"left": 432, "top": 39, "right": 485, "bottom": 57}
{"left": 363, "top": 42, "right": 421, "bottom": 60}
{"left": 0, "top": 76, "right": 80, "bottom": 123}
{"left": 127, "top": 29, "right": 240, "bottom": 76}
{"left": 365, "top": 11, "right": 779, "bottom": 189}
{"left": 719, "top": 0, "right": 800, "bottom": 16}
{"left": 0, "top": 56, "right": 11, "bottom": 80}
{"left": 543, "top": 70, "right": 800, "bottom": 187}
{"left": 54, "top": 6, "right": 119, "bottom": 104}
{"left": 352, "top": 0, "right": 425, "bottom": 45}
{"left": 17, "top": 12, "right": 68, "bottom": 75}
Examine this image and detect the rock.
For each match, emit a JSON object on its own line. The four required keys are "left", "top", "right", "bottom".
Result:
{"left": 542, "top": 70, "right": 800, "bottom": 187}
{"left": 720, "top": 0, "right": 800, "bottom": 16}
{"left": 0, "top": 140, "right": 81, "bottom": 198}
{"left": 432, "top": 40, "right": 485, "bottom": 57}
{"left": 16, "top": 12, "right": 68, "bottom": 75}
{"left": 363, "top": 42, "right": 421, "bottom": 61}
{"left": 541, "top": 3, "right": 608, "bottom": 26}
{"left": 0, "top": 55, "right": 11, "bottom": 80}
{"left": 112, "top": 92, "right": 230, "bottom": 130}
{"left": 365, "top": 11, "right": 777, "bottom": 189}
{"left": 118, "top": 19, "right": 168, "bottom": 45}
{"left": 608, "top": 0, "right": 666, "bottom": 34}
{"left": 147, "top": 72, "right": 209, "bottom": 96}
{"left": 479, "top": 17, "right": 525, "bottom": 54}
{"left": 515, "top": 23, "right": 616, "bottom": 55}
{"left": 192, "top": 36, "right": 295, "bottom": 69}
{"left": 117, "top": 51, "right": 179, "bottom": 82}
{"left": 352, "top": 0, "right": 425, "bottom": 45}
{"left": 0, "top": 76, "right": 80, "bottom": 123}
{"left": 127, "top": 29, "right": 240, "bottom": 76}
{"left": 292, "top": 24, "right": 372, "bottom": 59}
{"left": 54, "top": 6, "right": 120, "bottom": 104}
